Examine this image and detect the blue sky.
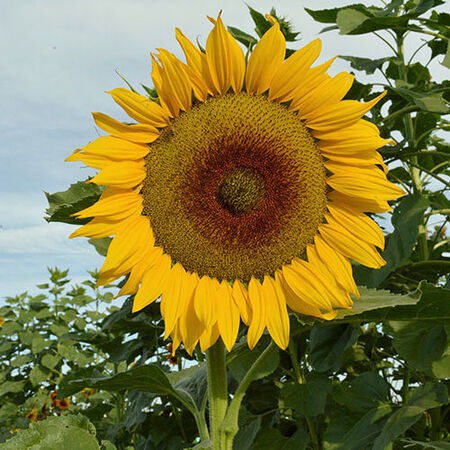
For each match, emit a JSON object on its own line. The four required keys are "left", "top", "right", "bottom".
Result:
{"left": 1, "top": 0, "right": 447, "bottom": 298}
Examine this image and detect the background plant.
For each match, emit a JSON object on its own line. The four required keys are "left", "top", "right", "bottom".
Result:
{"left": 2, "top": 1, "right": 449, "bottom": 449}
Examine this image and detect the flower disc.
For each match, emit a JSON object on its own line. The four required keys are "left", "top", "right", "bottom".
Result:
{"left": 142, "top": 93, "right": 327, "bottom": 282}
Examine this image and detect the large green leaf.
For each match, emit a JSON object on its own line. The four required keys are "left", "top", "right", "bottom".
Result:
{"left": 309, "top": 324, "right": 359, "bottom": 373}
{"left": 253, "top": 428, "right": 309, "bottom": 450}
{"left": 324, "top": 405, "right": 392, "bottom": 450}
{"left": 355, "top": 194, "right": 430, "bottom": 288}
{"left": 390, "top": 321, "right": 447, "bottom": 370}
{"left": 281, "top": 378, "right": 332, "bottom": 417}
{"left": 227, "top": 337, "right": 279, "bottom": 382}
{"left": 1, "top": 414, "right": 101, "bottom": 450}
{"left": 390, "top": 86, "right": 449, "bottom": 114}
{"left": 333, "top": 372, "right": 390, "bottom": 413}
{"left": 336, "top": 286, "right": 420, "bottom": 320}
{"left": 373, "top": 383, "right": 448, "bottom": 450}
{"left": 340, "top": 55, "right": 390, "bottom": 74}
{"left": 45, "top": 181, "right": 103, "bottom": 225}
{"left": 64, "top": 364, "right": 198, "bottom": 413}
{"left": 167, "top": 363, "right": 207, "bottom": 411}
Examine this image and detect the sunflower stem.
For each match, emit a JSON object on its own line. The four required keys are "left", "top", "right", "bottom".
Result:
{"left": 220, "top": 341, "right": 276, "bottom": 449}
{"left": 206, "top": 340, "right": 228, "bottom": 450}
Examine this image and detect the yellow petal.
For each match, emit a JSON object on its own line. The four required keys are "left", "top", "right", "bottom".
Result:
{"left": 326, "top": 162, "right": 405, "bottom": 201}
{"left": 313, "top": 118, "right": 379, "bottom": 140}
{"left": 117, "top": 246, "right": 164, "bottom": 297}
{"left": 318, "top": 136, "right": 389, "bottom": 154}
{"left": 108, "top": 88, "right": 170, "bottom": 127}
{"left": 161, "top": 263, "right": 192, "bottom": 337}
{"left": 327, "top": 204, "right": 385, "bottom": 250}
{"left": 65, "top": 151, "right": 115, "bottom": 169}
{"left": 216, "top": 281, "right": 240, "bottom": 351}
{"left": 247, "top": 278, "right": 267, "bottom": 350}
{"left": 87, "top": 160, "right": 145, "bottom": 189}
{"left": 177, "top": 273, "right": 203, "bottom": 354}
{"left": 206, "top": 13, "right": 245, "bottom": 94}
{"left": 70, "top": 217, "right": 123, "bottom": 239}
{"left": 154, "top": 49, "right": 192, "bottom": 117}
{"left": 132, "top": 253, "right": 171, "bottom": 312}
{"left": 100, "top": 215, "right": 154, "bottom": 275}
{"left": 246, "top": 21, "right": 285, "bottom": 94}
{"left": 288, "top": 57, "right": 337, "bottom": 108}
{"left": 319, "top": 222, "right": 386, "bottom": 269}
{"left": 323, "top": 150, "right": 387, "bottom": 170}
{"left": 176, "top": 28, "right": 213, "bottom": 97}
{"left": 276, "top": 271, "right": 337, "bottom": 320}
{"left": 76, "top": 136, "right": 150, "bottom": 161}
{"left": 262, "top": 276, "right": 290, "bottom": 350}
{"left": 74, "top": 190, "right": 142, "bottom": 220}
{"left": 232, "top": 279, "right": 251, "bottom": 325}
{"left": 328, "top": 190, "right": 391, "bottom": 214}
{"left": 194, "top": 276, "right": 219, "bottom": 328}
{"left": 199, "top": 323, "right": 220, "bottom": 352}
{"left": 295, "top": 72, "right": 354, "bottom": 118}
{"left": 269, "top": 39, "right": 321, "bottom": 102}
{"left": 282, "top": 260, "right": 332, "bottom": 311}
{"left": 306, "top": 244, "right": 353, "bottom": 308}
{"left": 92, "top": 112, "right": 159, "bottom": 143}
{"left": 313, "top": 235, "right": 359, "bottom": 298}
{"left": 306, "top": 92, "right": 387, "bottom": 131}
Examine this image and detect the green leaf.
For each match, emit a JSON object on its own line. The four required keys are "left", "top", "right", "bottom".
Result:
{"left": 29, "top": 366, "right": 48, "bottom": 386}
{"left": 245, "top": 380, "right": 279, "bottom": 414}
{"left": 50, "top": 323, "right": 70, "bottom": 337}
{"left": 100, "top": 441, "right": 117, "bottom": 450}
{"left": 88, "top": 237, "right": 112, "bottom": 257}
{"left": 10, "top": 354, "right": 33, "bottom": 368}
{"left": 442, "top": 40, "right": 450, "bottom": 69}
{"left": 41, "top": 353, "right": 60, "bottom": 370}
{"left": 401, "top": 439, "right": 450, "bottom": 449}
{"left": 340, "top": 55, "right": 390, "bottom": 74}
{"left": 390, "top": 85, "right": 449, "bottom": 114}
{"left": 227, "top": 26, "right": 257, "bottom": 49}
{"left": 373, "top": 383, "right": 448, "bottom": 450}
{"left": 324, "top": 405, "right": 392, "bottom": 450}
{"left": 45, "top": 181, "right": 103, "bottom": 225}
{"left": 337, "top": 286, "right": 420, "bottom": 320}
{"left": 1, "top": 414, "right": 100, "bottom": 450}
{"left": 253, "top": 428, "right": 310, "bottom": 450}
{"left": 228, "top": 337, "right": 279, "bottom": 382}
{"left": 432, "top": 342, "right": 450, "bottom": 379}
{"left": 234, "top": 410, "right": 262, "bottom": 450}
{"left": 247, "top": 5, "right": 271, "bottom": 38}
{"left": 0, "top": 380, "right": 26, "bottom": 396}
{"left": 167, "top": 363, "right": 207, "bottom": 411}
{"left": 304, "top": 4, "right": 370, "bottom": 24}
{"left": 309, "top": 325, "right": 359, "bottom": 373}
{"left": 31, "top": 335, "right": 48, "bottom": 354}
{"left": 388, "top": 321, "right": 447, "bottom": 373}
{"left": 333, "top": 372, "right": 390, "bottom": 413}
{"left": 355, "top": 194, "right": 430, "bottom": 288}
{"left": 66, "top": 364, "right": 197, "bottom": 412}
{"left": 281, "top": 378, "right": 332, "bottom": 417}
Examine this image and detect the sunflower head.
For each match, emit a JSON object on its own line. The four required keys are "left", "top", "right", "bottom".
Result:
{"left": 66, "top": 13, "right": 405, "bottom": 354}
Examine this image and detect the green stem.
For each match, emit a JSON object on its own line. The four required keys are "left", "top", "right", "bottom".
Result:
{"left": 206, "top": 340, "right": 228, "bottom": 450}
{"left": 221, "top": 341, "right": 276, "bottom": 449}
{"left": 396, "top": 31, "right": 429, "bottom": 261}
{"left": 288, "top": 341, "right": 320, "bottom": 450}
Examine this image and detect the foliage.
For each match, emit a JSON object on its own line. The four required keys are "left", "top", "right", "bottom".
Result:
{"left": 3, "top": 1, "right": 450, "bottom": 448}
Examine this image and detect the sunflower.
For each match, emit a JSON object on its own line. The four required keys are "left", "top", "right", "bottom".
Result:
{"left": 66, "top": 13, "right": 404, "bottom": 353}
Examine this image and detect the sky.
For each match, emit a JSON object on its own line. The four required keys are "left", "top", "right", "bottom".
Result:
{"left": 0, "top": 0, "right": 448, "bottom": 298}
